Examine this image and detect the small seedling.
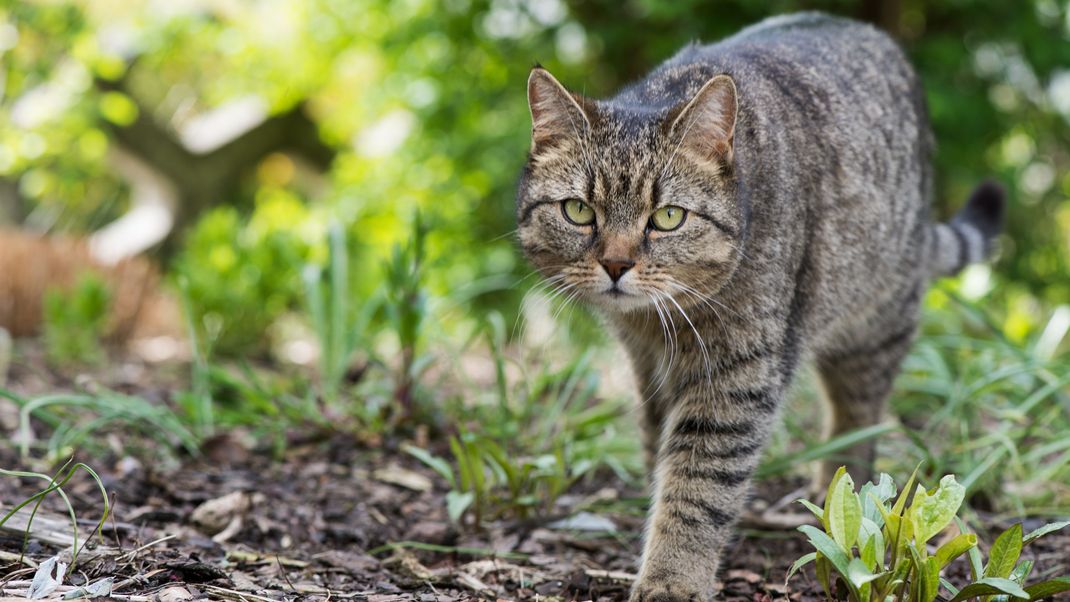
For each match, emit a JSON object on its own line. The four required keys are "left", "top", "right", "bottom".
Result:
{"left": 0, "top": 459, "right": 111, "bottom": 571}
{"left": 790, "top": 466, "right": 1070, "bottom": 601}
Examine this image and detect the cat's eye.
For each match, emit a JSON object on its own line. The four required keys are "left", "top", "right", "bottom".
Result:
{"left": 650, "top": 205, "right": 687, "bottom": 231}
{"left": 562, "top": 199, "right": 596, "bottom": 226}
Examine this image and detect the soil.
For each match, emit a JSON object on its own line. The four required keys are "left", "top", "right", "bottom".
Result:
{"left": 1, "top": 349, "right": 1068, "bottom": 601}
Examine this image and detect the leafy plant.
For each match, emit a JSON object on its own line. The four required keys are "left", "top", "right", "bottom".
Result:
{"left": 382, "top": 212, "right": 432, "bottom": 422}
{"left": 42, "top": 273, "right": 110, "bottom": 366}
{"left": 173, "top": 199, "right": 310, "bottom": 355}
{"left": 302, "top": 221, "right": 378, "bottom": 402}
{"left": 405, "top": 332, "right": 640, "bottom": 526}
{"left": 790, "top": 466, "right": 1070, "bottom": 601}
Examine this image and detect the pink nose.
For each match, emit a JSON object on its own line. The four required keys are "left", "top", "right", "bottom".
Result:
{"left": 600, "top": 258, "right": 635, "bottom": 282}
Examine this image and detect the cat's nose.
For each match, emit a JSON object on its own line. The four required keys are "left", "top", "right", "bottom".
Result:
{"left": 600, "top": 258, "right": 635, "bottom": 282}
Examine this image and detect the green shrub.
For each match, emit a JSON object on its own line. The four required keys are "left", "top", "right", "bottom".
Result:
{"left": 43, "top": 273, "right": 110, "bottom": 365}
{"left": 173, "top": 196, "right": 311, "bottom": 355}
{"left": 791, "top": 466, "right": 1070, "bottom": 601}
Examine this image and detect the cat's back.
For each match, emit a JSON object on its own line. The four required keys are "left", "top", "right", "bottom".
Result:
{"left": 613, "top": 12, "right": 919, "bottom": 118}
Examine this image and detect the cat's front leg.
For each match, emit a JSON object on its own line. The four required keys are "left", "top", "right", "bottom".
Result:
{"left": 630, "top": 370, "right": 781, "bottom": 601}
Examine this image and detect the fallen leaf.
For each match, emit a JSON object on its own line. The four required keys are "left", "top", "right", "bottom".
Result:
{"left": 373, "top": 464, "right": 433, "bottom": 492}
{"left": 547, "top": 511, "right": 617, "bottom": 532}
{"left": 62, "top": 577, "right": 113, "bottom": 599}
{"left": 155, "top": 586, "right": 194, "bottom": 602}
{"left": 28, "top": 556, "right": 67, "bottom": 599}
{"left": 190, "top": 491, "right": 251, "bottom": 534}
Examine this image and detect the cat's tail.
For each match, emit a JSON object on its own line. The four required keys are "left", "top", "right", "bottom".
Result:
{"left": 928, "top": 180, "right": 1005, "bottom": 277}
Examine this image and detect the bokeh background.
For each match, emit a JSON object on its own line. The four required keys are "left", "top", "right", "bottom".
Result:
{"left": 2, "top": 0, "right": 1070, "bottom": 513}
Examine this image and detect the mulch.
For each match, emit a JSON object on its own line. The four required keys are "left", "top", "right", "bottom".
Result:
{"left": 1, "top": 351, "right": 1068, "bottom": 601}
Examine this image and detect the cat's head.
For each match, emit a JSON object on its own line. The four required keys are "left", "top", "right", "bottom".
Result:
{"left": 516, "top": 67, "right": 745, "bottom": 315}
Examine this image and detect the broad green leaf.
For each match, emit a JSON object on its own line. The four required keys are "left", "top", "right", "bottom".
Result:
{"left": 858, "top": 518, "right": 885, "bottom": 571}
{"left": 1010, "top": 559, "right": 1033, "bottom": 585}
{"left": 984, "top": 524, "right": 1023, "bottom": 579}
{"left": 846, "top": 557, "right": 882, "bottom": 589}
{"left": 935, "top": 533, "right": 978, "bottom": 568}
{"left": 1023, "top": 520, "right": 1070, "bottom": 545}
{"left": 798, "top": 498, "right": 824, "bottom": 520}
{"left": 947, "top": 578, "right": 1029, "bottom": 602}
{"left": 829, "top": 473, "right": 861, "bottom": 550}
{"left": 786, "top": 552, "right": 816, "bottom": 583}
{"left": 823, "top": 466, "right": 847, "bottom": 532}
{"left": 1024, "top": 577, "right": 1070, "bottom": 599}
{"left": 799, "top": 525, "right": 853, "bottom": 579}
{"left": 860, "top": 473, "right": 896, "bottom": 527}
{"left": 446, "top": 491, "right": 474, "bottom": 523}
{"left": 911, "top": 475, "right": 966, "bottom": 545}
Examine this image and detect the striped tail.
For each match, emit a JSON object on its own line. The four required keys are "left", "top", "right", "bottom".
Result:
{"left": 929, "top": 180, "right": 1005, "bottom": 277}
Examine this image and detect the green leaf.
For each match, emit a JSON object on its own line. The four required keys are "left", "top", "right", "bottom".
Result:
{"left": 891, "top": 464, "right": 920, "bottom": 518}
{"left": 786, "top": 552, "right": 817, "bottom": 583}
{"left": 956, "top": 517, "right": 985, "bottom": 581}
{"left": 828, "top": 472, "right": 861, "bottom": 550}
{"left": 815, "top": 554, "right": 833, "bottom": 600}
{"left": 911, "top": 475, "right": 966, "bottom": 545}
{"left": 935, "top": 533, "right": 978, "bottom": 568}
{"left": 984, "top": 524, "right": 1023, "bottom": 579}
{"left": 799, "top": 525, "right": 853, "bottom": 578}
{"left": 846, "top": 557, "right": 882, "bottom": 589}
{"left": 923, "top": 556, "right": 941, "bottom": 602}
{"left": 798, "top": 498, "right": 824, "bottom": 520}
{"left": 947, "top": 578, "right": 1029, "bottom": 602}
{"left": 1024, "top": 577, "right": 1070, "bottom": 599}
{"left": 860, "top": 473, "right": 896, "bottom": 527}
{"left": 858, "top": 518, "right": 885, "bottom": 571}
{"left": 823, "top": 466, "right": 847, "bottom": 532}
{"left": 1023, "top": 520, "right": 1070, "bottom": 545}
{"left": 1009, "top": 559, "right": 1033, "bottom": 585}
{"left": 446, "top": 491, "right": 474, "bottom": 523}
{"left": 402, "top": 444, "right": 455, "bottom": 488}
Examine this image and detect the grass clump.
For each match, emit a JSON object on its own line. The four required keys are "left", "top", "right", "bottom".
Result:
{"left": 790, "top": 466, "right": 1070, "bottom": 601}
{"left": 0, "top": 459, "right": 111, "bottom": 570}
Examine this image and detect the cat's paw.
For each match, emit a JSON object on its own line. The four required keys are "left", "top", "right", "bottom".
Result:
{"left": 629, "top": 579, "right": 707, "bottom": 602}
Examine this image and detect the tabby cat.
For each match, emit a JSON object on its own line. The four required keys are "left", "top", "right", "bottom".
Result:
{"left": 515, "top": 12, "right": 1004, "bottom": 602}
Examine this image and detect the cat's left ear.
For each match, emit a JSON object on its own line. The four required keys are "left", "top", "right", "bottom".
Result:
{"left": 666, "top": 74, "right": 737, "bottom": 166}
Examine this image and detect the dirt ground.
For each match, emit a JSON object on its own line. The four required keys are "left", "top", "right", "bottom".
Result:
{"left": 2, "top": 351, "right": 1068, "bottom": 601}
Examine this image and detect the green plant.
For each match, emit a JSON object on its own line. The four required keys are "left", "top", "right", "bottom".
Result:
{"left": 42, "top": 273, "right": 110, "bottom": 365}
{"left": 3, "top": 388, "right": 199, "bottom": 461}
{"left": 0, "top": 459, "right": 111, "bottom": 570}
{"left": 790, "top": 466, "right": 1070, "bottom": 601}
{"left": 302, "top": 221, "right": 378, "bottom": 402}
{"left": 406, "top": 329, "right": 640, "bottom": 525}
{"left": 382, "top": 212, "right": 431, "bottom": 421}
{"left": 173, "top": 198, "right": 311, "bottom": 355}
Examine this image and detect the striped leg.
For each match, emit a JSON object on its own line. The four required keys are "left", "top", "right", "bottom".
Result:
{"left": 630, "top": 343, "right": 783, "bottom": 602}
{"left": 815, "top": 319, "right": 917, "bottom": 488}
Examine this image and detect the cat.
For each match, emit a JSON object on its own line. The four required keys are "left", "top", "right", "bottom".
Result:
{"left": 515, "top": 11, "right": 1004, "bottom": 602}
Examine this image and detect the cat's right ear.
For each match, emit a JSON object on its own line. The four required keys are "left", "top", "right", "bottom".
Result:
{"left": 527, "top": 67, "right": 592, "bottom": 156}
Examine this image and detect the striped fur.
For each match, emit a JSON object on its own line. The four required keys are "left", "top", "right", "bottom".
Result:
{"left": 515, "top": 13, "right": 1004, "bottom": 602}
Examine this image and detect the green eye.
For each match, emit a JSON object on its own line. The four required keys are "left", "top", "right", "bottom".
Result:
{"left": 562, "top": 199, "right": 595, "bottom": 225}
{"left": 651, "top": 205, "right": 687, "bottom": 231}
